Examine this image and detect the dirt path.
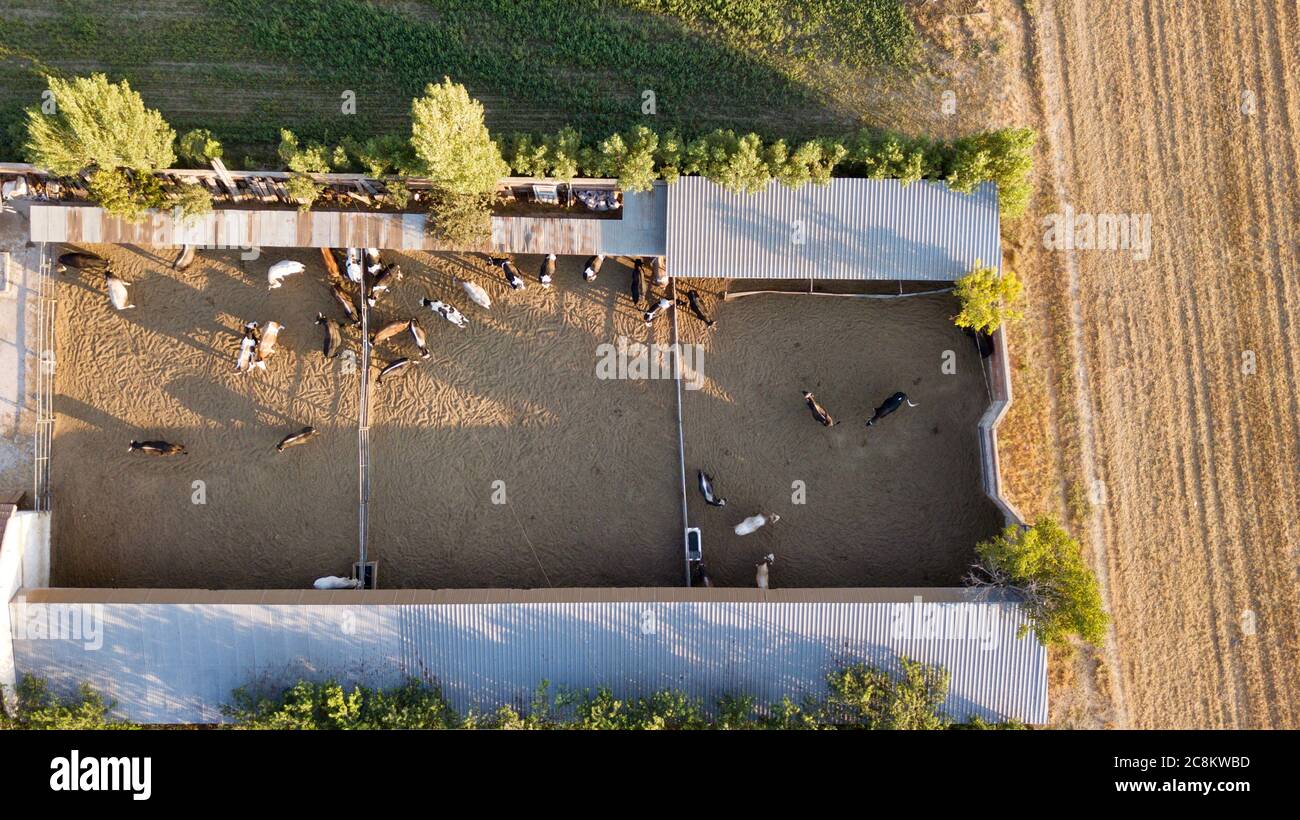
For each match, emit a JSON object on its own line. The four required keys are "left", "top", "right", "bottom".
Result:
{"left": 1022, "top": 0, "right": 1300, "bottom": 728}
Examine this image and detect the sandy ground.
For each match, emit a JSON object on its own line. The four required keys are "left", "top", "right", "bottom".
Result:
{"left": 1013, "top": 0, "right": 1300, "bottom": 728}
{"left": 679, "top": 288, "right": 1001, "bottom": 588}
{"left": 48, "top": 247, "right": 998, "bottom": 590}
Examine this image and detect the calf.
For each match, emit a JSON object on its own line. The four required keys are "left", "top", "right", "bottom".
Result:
{"left": 643, "top": 297, "right": 672, "bottom": 326}
{"left": 801, "top": 391, "right": 835, "bottom": 427}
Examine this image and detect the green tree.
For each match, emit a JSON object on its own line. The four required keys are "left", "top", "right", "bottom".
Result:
{"left": 277, "top": 129, "right": 337, "bottom": 210}
{"left": 426, "top": 188, "right": 493, "bottom": 246}
{"left": 409, "top": 77, "right": 508, "bottom": 195}
{"left": 1, "top": 676, "right": 137, "bottom": 730}
{"left": 953, "top": 262, "right": 1023, "bottom": 333}
{"left": 592, "top": 125, "right": 659, "bottom": 192}
{"left": 86, "top": 167, "right": 169, "bottom": 221}
{"left": 170, "top": 182, "right": 214, "bottom": 220}
{"left": 653, "top": 128, "right": 685, "bottom": 184}
{"left": 969, "top": 518, "right": 1109, "bottom": 647}
{"left": 823, "top": 659, "right": 950, "bottom": 729}
{"left": 177, "top": 128, "right": 222, "bottom": 166}
{"left": 23, "top": 73, "right": 175, "bottom": 176}
{"left": 500, "top": 132, "right": 547, "bottom": 177}
{"left": 947, "top": 128, "right": 1037, "bottom": 217}
{"left": 542, "top": 126, "right": 582, "bottom": 181}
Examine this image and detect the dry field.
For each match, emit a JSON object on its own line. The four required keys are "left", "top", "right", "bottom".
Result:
{"left": 1009, "top": 0, "right": 1300, "bottom": 728}
{"left": 48, "top": 249, "right": 997, "bottom": 590}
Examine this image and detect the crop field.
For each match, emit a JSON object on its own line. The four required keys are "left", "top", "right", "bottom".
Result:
{"left": 1003, "top": 0, "right": 1300, "bottom": 728}
{"left": 0, "top": 0, "right": 1011, "bottom": 164}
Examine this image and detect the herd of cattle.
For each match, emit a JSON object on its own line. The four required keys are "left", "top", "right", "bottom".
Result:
{"left": 57, "top": 246, "right": 922, "bottom": 590}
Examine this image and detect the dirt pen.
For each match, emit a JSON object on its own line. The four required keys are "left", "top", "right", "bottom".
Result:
{"left": 48, "top": 248, "right": 999, "bottom": 589}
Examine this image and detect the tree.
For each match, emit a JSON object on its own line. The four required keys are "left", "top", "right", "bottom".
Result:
{"left": 426, "top": 188, "right": 493, "bottom": 246}
{"left": 277, "top": 129, "right": 337, "bottom": 210}
{"left": 1, "top": 676, "right": 136, "bottom": 730}
{"left": 409, "top": 77, "right": 507, "bottom": 195}
{"left": 947, "top": 128, "right": 1037, "bottom": 217}
{"left": 177, "top": 128, "right": 222, "bottom": 166}
{"left": 24, "top": 73, "right": 175, "bottom": 176}
{"left": 170, "top": 182, "right": 213, "bottom": 220}
{"left": 592, "top": 125, "right": 658, "bottom": 192}
{"left": 968, "top": 518, "right": 1109, "bottom": 647}
{"left": 542, "top": 126, "right": 582, "bottom": 181}
{"left": 823, "top": 659, "right": 950, "bottom": 729}
{"left": 952, "top": 262, "right": 1023, "bottom": 333}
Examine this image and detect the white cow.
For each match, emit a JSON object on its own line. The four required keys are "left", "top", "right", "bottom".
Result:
{"left": 313, "top": 576, "right": 360, "bottom": 590}
{"left": 267, "top": 260, "right": 304, "bottom": 289}
{"left": 105, "top": 274, "right": 134, "bottom": 310}
{"left": 734, "top": 513, "right": 779, "bottom": 536}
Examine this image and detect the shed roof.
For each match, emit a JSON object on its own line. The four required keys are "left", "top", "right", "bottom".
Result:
{"left": 666, "top": 176, "right": 1001, "bottom": 280}
{"left": 11, "top": 586, "right": 1046, "bottom": 724}
{"left": 26, "top": 183, "right": 667, "bottom": 256}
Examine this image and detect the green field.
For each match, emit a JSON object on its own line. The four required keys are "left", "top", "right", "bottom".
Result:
{"left": 0, "top": 0, "right": 920, "bottom": 164}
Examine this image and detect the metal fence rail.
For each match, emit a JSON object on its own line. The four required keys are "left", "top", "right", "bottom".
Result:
{"left": 32, "top": 242, "right": 55, "bottom": 513}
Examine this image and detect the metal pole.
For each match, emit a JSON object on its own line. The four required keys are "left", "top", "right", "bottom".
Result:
{"left": 669, "top": 277, "right": 690, "bottom": 586}
{"left": 357, "top": 266, "right": 370, "bottom": 587}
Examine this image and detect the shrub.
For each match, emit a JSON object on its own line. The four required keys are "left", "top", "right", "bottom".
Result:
{"left": 409, "top": 77, "right": 508, "bottom": 195}
{"left": 824, "top": 658, "right": 949, "bottom": 729}
{"left": 223, "top": 679, "right": 460, "bottom": 729}
{"left": 177, "top": 128, "right": 222, "bottom": 166}
{"left": 24, "top": 73, "right": 175, "bottom": 176}
{"left": 953, "top": 263, "right": 1023, "bottom": 333}
{"left": 969, "top": 518, "right": 1109, "bottom": 647}
{"left": 0, "top": 676, "right": 136, "bottom": 730}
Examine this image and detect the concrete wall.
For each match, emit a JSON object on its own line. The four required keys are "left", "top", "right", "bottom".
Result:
{"left": 978, "top": 325, "right": 1025, "bottom": 527}
{"left": 0, "top": 510, "right": 49, "bottom": 701}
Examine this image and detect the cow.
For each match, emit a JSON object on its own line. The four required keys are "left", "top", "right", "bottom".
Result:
{"left": 105, "top": 273, "right": 134, "bottom": 310}
{"left": 538, "top": 253, "right": 556, "bottom": 288}
{"left": 315, "top": 313, "right": 344, "bottom": 358}
{"left": 129, "top": 440, "right": 186, "bottom": 456}
{"left": 643, "top": 297, "right": 672, "bottom": 326}
{"left": 697, "top": 470, "right": 727, "bottom": 507}
{"left": 582, "top": 254, "right": 605, "bottom": 282}
{"left": 734, "top": 513, "right": 779, "bottom": 536}
{"left": 266, "top": 260, "right": 304, "bottom": 290}
{"left": 276, "top": 426, "right": 319, "bottom": 452}
{"left": 801, "top": 391, "right": 835, "bottom": 427}
{"left": 755, "top": 554, "right": 775, "bottom": 589}
{"left": 420, "top": 297, "right": 468, "bottom": 328}
{"left": 865, "top": 392, "right": 918, "bottom": 427}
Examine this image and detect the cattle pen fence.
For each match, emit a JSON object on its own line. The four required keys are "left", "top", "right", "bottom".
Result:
{"left": 32, "top": 243, "right": 55, "bottom": 513}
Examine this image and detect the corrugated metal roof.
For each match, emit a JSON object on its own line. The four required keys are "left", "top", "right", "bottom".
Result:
{"left": 10, "top": 589, "right": 1046, "bottom": 724}
{"left": 666, "top": 177, "right": 1001, "bottom": 280}
{"left": 26, "top": 183, "right": 667, "bottom": 256}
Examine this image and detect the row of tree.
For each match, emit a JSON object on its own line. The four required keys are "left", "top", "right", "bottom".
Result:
{"left": 21, "top": 73, "right": 1036, "bottom": 236}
